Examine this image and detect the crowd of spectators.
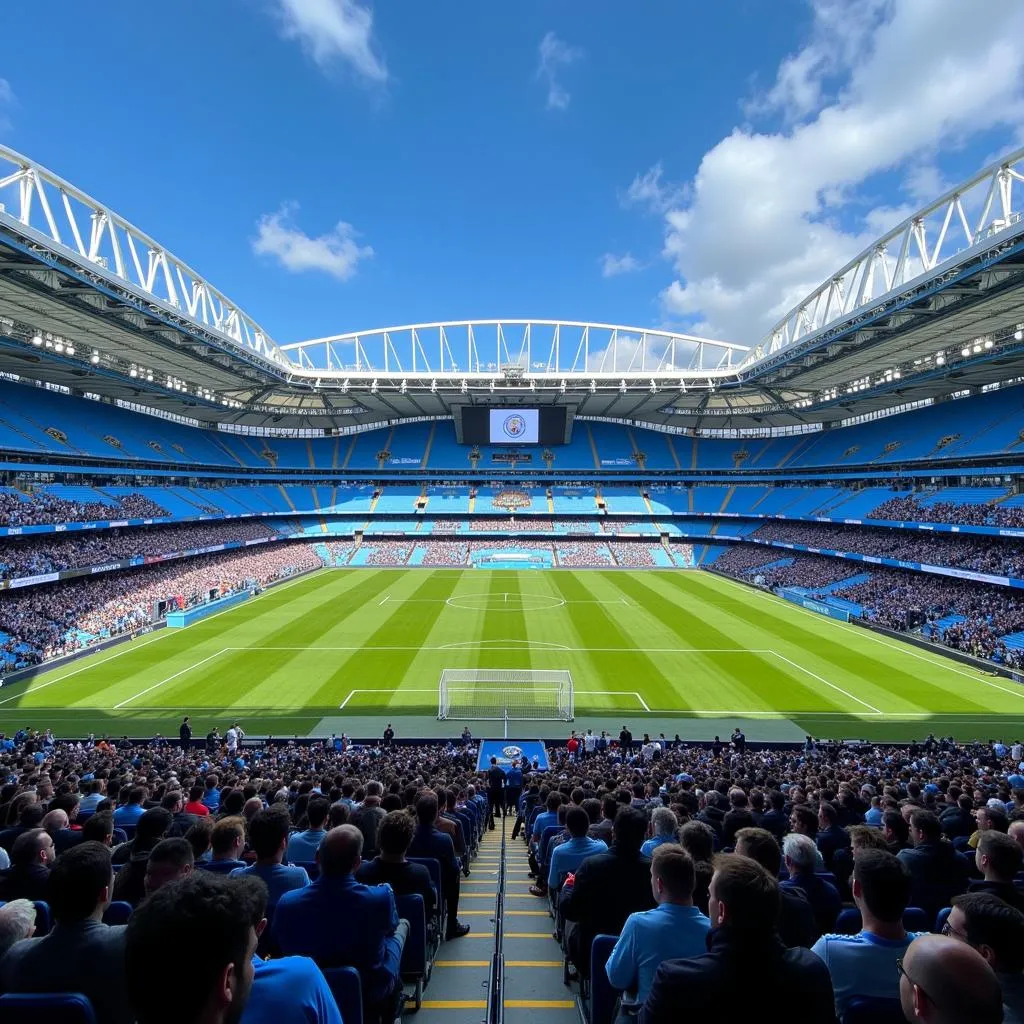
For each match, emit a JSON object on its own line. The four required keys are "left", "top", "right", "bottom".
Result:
{"left": 751, "top": 520, "right": 1024, "bottom": 578}
{"left": 0, "top": 520, "right": 280, "bottom": 582}
{"left": 555, "top": 541, "right": 615, "bottom": 567}
{"left": 2, "top": 729, "right": 1024, "bottom": 1022}
{"left": 870, "top": 494, "right": 1024, "bottom": 529}
{"left": 419, "top": 541, "right": 469, "bottom": 566}
{"left": 0, "top": 544, "right": 323, "bottom": 666}
{"left": 363, "top": 543, "right": 412, "bottom": 567}
{"left": 607, "top": 541, "right": 660, "bottom": 567}
{"left": 0, "top": 489, "right": 168, "bottom": 528}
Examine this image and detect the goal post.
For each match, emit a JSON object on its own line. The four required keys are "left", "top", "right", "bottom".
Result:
{"left": 437, "top": 669, "right": 575, "bottom": 721}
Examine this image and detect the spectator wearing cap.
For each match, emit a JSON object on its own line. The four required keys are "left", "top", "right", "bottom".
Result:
{"left": 641, "top": 854, "right": 835, "bottom": 1023}
{"left": 0, "top": 842, "right": 132, "bottom": 1024}
{"left": 230, "top": 805, "right": 310, "bottom": 917}
{"left": 897, "top": 809, "right": 969, "bottom": 921}
{"left": 946, "top": 891, "right": 1024, "bottom": 1021}
{"left": 0, "top": 827, "right": 54, "bottom": 902}
{"left": 271, "top": 825, "right": 410, "bottom": 1020}
{"left": 967, "top": 830, "right": 1024, "bottom": 912}
{"left": 781, "top": 833, "right": 841, "bottom": 938}
{"left": 606, "top": 845, "right": 711, "bottom": 1005}
{"left": 811, "top": 849, "right": 925, "bottom": 1018}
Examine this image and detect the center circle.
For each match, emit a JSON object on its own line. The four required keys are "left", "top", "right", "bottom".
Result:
{"left": 446, "top": 593, "right": 566, "bottom": 612}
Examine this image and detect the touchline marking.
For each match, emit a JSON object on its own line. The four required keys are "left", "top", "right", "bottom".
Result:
{"left": 379, "top": 594, "right": 390, "bottom": 607}
{"left": 769, "top": 650, "right": 883, "bottom": 715}
{"left": 239, "top": 645, "right": 772, "bottom": 654}
{"left": 726, "top": 576, "right": 1024, "bottom": 703}
{"left": 114, "top": 649, "right": 229, "bottom": 709}
{"left": 0, "top": 566, "right": 331, "bottom": 709}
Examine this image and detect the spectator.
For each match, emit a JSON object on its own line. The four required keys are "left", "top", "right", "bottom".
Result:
{"left": 184, "top": 784, "right": 211, "bottom": 817}
{"left": 204, "top": 816, "right": 247, "bottom": 873}
{"left": 641, "top": 854, "right": 835, "bottom": 1023}
{"left": 811, "top": 848, "right": 924, "bottom": 1018}
{"left": 946, "top": 891, "right": 1024, "bottom": 1021}
{"left": 112, "top": 786, "right": 146, "bottom": 828}
{"left": 721, "top": 789, "right": 755, "bottom": 848}
{"left": 678, "top": 820, "right": 715, "bottom": 915}
{"left": 0, "top": 842, "right": 132, "bottom": 1024}
{"left": 144, "top": 837, "right": 195, "bottom": 896}
{"left": 781, "top": 832, "right": 841, "bottom": 938}
{"left": 286, "top": 796, "right": 330, "bottom": 864}
{"left": 606, "top": 845, "right": 711, "bottom": 1005}
{"left": 816, "top": 801, "right": 850, "bottom": 870}
{"left": 271, "top": 825, "right": 409, "bottom": 1020}
{"left": 897, "top": 809, "right": 969, "bottom": 921}
{"left": 112, "top": 808, "right": 171, "bottom": 904}
{"left": 230, "top": 805, "right": 310, "bottom": 917}
{"left": 898, "top": 933, "right": 1003, "bottom": 1024}
{"left": 968, "top": 830, "right": 1024, "bottom": 912}
{"left": 542, "top": 805, "right": 607, "bottom": 896}
{"left": 562, "top": 807, "right": 656, "bottom": 981}
{"left": 641, "top": 807, "right": 679, "bottom": 858}
{"left": 0, "top": 827, "right": 54, "bottom": 902}
{"left": 0, "top": 899, "right": 35, "bottom": 960}
{"left": 356, "top": 809, "right": 437, "bottom": 920}
{"left": 734, "top": 827, "right": 816, "bottom": 949}
{"left": 352, "top": 784, "right": 388, "bottom": 859}
{"left": 408, "top": 791, "right": 470, "bottom": 940}
{"left": 82, "top": 811, "right": 114, "bottom": 846}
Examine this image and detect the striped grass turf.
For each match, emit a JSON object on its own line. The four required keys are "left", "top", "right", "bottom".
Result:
{"left": 2, "top": 567, "right": 1024, "bottom": 740}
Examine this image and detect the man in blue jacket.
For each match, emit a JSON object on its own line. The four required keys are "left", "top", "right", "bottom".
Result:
{"left": 272, "top": 824, "right": 409, "bottom": 1017}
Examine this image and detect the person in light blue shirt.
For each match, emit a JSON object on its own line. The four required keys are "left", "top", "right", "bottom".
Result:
{"left": 605, "top": 844, "right": 711, "bottom": 1004}
{"left": 641, "top": 807, "right": 679, "bottom": 859}
{"left": 113, "top": 786, "right": 146, "bottom": 827}
{"left": 811, "top": 847, "right": 925, "bottom": 1019}
{"left": 230, "top": 805, "right": 309, "bottom": 920}
{"left": 243, "top": 955, "right": 341, "bottom": 1024}
{"left": 545, "top": 807, "right": 607, "bottom": 892}
{"left": 285, "top": 796, "right": 330, "bottom": 865}
{"left": 864, "top": 796, "right": 884, "bottom": 826}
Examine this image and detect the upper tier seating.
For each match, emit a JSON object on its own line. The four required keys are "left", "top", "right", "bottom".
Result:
{"left": 3, "top": 378, "right": 1023, "bottom": 471}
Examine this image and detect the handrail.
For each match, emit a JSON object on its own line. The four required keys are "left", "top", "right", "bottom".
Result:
{"left": 485, "top": 819, "right": 507, "bottom": 1024}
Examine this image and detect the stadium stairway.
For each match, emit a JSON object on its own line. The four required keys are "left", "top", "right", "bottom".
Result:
{"left": 417, "top": 815, "right": 575, "bottom": 1023}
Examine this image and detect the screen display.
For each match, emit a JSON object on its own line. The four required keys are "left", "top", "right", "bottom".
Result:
{"left": 489, "top": 408, "right": 540, "bottom": 444}
{"left": 460, "top": 406, "right": 567, "bottom": 445}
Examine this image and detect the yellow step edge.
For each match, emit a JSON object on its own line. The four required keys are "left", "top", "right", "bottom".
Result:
{"left": 433, "top": 960, "right": 489, "bottom": 967}
{"left": 506, "top": 961, "right": 563, "bottom": 967}
{"left": 419, "top": 1001, "right": 575, "bottom": 1010}
{"left": 506, "top": 910, "right": 549, "bottom": 916}
{"left": 504, "top": 932, "right": 553, "bottom": 937}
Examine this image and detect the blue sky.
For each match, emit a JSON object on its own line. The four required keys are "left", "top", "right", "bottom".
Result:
{"left": 1, "top": 0, "right": 1023, "bottom": 349}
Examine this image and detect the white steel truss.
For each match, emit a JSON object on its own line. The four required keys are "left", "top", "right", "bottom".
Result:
{"left": 747, "top": 146, "right": 1024, "bottom": 368}
{"left": 281, "top": 320, "right": 745, "bottom": 378}
{"left": 0, "top": 144, "right": 287, "bottom": 367}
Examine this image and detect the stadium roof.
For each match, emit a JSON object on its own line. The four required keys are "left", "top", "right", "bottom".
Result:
{"left": 0, "top": 143, "right": 1023, "bottom": 432}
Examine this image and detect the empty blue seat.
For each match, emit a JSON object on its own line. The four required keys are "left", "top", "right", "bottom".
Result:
{"left": 102, "top": 901, "right": 132, "bottom": 926}
{"left": 833, "top": 906, "right": 930, "bottom": 935}
{"left": 321, "top": 966, "right": 362, "bottom": 1024}
{"left": 33, "top": 901, "right": 51, "bottom": 936}
{"left": 0, "top": 993, "right": 97, "bottom": 1024}
{"left": 588, "top": 934, "right": 619, "bottom": 1024}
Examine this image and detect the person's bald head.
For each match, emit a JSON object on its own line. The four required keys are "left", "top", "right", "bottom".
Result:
{"left": 41, "top": 809, "right": 69, "bottom": 832}
{"left": 318, "top": 824, "right": 364, "bottom": 877}
{"left": 899, "top": 933, "right": 1002, "bottom": 1024}
{"left": 1008, "top": 819, "right": 1024, "bottom": 854}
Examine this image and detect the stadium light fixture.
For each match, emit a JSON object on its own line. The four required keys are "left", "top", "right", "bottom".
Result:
{"left": 488, "top": 379, "right": 495, "bottom": 393}
{"left": 430, "top": 379, "right": 437, "bottom": 393}
{"left": 460, "top": 379, "right": 468, "bottom": 394}
{"left": 399, "top": 379, "right": 407, "bottom": 394}
{"left": 66, "top": 343, "right": 75, "bottom": 356}
{"left": 936, "top": 354, "right": 946, "bottom": 365}
{"left": 984, "top": 339, "right": 993, "bottom": 350}
{"left": 1015, "top": 328, "right": 1023, "bottom": 341}
{"left": 31, "top": 332, "right": 43, "bottom": 347}
{"left": 961, "top": 347, "right": 971, "bottom": 357}
{"left": 53, "top": 340, "right": 64, "bottom": 353}
{"left": 589, "top": 379, "right": 596, "bottom": 393}
{"left": 619, "top": 379, "right": 627, "bottom": 393}
{"left": 972, "top": 342, "right": 982, "bottom": 353}
{"left": 560, "top": 379, "right": 566, "bottom": 393}
{"left": 129, "top": 366, "right": 138, "bottom": 378}
{"left": 370, "top": 379, "right": 378, "bottom": 394}
{"left": 90, "top": 350, "right": 100, "bottom": 364}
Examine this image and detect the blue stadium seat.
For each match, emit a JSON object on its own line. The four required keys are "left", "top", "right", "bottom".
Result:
{"left": 33, "top": 900, "right": 52, "bottom": 936}
{"left": 0, "top": 993, "right": 97, "bottom": 1024}
{"left": 834, "top": 906, "right": 931, "bottom": 935}
{"left": 102, "top": 901, "right": 133, "bottom": 926}
{"left": 408, "top": 856, "right": 444, "bottom": 935}
{"left": 587, "top": 934, "right": 619, "bottom": 1024}
{"left": 397, "top": 892, "right": 428, "bottom": 1010}
{"left": 321, "top": 967, "right": 362, "bottom": 1024}
{"left": 295, "top": 860, "right": 320, "bottom": 880}
{"left": 539, "top": 825, "right": 561, "bottom": 868}
{"left": 844, "top": 996, "right": 906, "bottom": 1024}
{"left": 935, "top": 906, "right": 952, "bottom": 934}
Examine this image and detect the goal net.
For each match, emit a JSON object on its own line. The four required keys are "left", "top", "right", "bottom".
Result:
{"left": 437, "top": 669, "right": 575, "bottom": 721}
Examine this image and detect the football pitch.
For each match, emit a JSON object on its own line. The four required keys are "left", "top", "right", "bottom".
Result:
{"left": 3, "top": 567, "right": 1024, "bottom": 742}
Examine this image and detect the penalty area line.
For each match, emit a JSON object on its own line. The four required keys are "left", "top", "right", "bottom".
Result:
{"left": 113, "top": 649, "right": 230, "bottom": 709}
{"left": 768, "top": 650, "right": 882, "bottom": 715}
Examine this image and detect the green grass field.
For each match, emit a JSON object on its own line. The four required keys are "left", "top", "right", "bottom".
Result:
{"left": 3, "top": 567, "right": 1024, "bottom": 742}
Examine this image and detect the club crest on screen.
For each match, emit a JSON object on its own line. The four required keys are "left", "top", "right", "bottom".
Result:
{"left": 502, "top": 414, "right": 526, "bottom": 439}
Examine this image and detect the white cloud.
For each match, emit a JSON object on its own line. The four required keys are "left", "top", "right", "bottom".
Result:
{"left": 650, "top": 0, "right": 1024, "bottom": 345}
{"left": 253, "top": 203, "right": 374, "bottom": 281}
{"left": 621, "top": 163, "right": 687, "bottom": 215}
{"left": 536, "top": 31, "right": 582, "bottom": 111}
{"left": 273, "top": 0, "right": 387, "bottom": 83}
{"left": 600, "top": 252, "right": 642, "bottom": 278}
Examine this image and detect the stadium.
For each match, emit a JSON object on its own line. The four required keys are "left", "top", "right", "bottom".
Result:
{"left": 5, "top": 9, "right": 1024, "bottom": 1023}
{"left": 1, "top": 143, "right": 1024, "bottom": 745}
